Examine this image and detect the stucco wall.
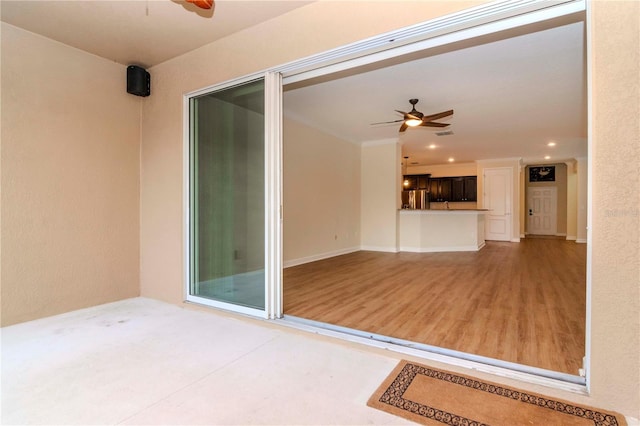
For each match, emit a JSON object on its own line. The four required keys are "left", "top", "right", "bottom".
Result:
{"left": 138, "top": 0, "right": 639, "bottom": 418}
{"left": 1, "top": 23, "right": 141, "bottom": 325}
{"left": 588, "top": 0, "right": 639, "bottom": 416}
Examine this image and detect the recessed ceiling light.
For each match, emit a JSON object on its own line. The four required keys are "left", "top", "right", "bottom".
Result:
{"left": 448, "top": 157, "right": 455, "bottom": 162}
{"left": 547, "top": 142, "right": 556, "bottom": 147}
{"left": 544, "top": 155, "right": 551, "bottom": 160}
{"left": 428, "top": 144, "right": 437, "bottom": 149}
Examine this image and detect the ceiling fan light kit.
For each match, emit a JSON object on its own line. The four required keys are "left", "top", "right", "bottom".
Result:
{"left": 375, "top": 98, "right": 454, "bottom": 132}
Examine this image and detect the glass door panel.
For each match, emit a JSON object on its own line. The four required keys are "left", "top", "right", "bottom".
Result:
{"left": 189, "top": 79, "right": 265, "bottom": 310}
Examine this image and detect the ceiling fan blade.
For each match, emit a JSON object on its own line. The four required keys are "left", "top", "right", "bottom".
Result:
{"left": 420, "top": 121, "right": 450, "bottom": 128}
{"left": 422, "top": 109, "right": 454, "bottom": 122}
{"left": 394, "top": 109, "right": 422, "bottom": 121}
{"left": 370, "top": 119, "right": 404, "bottom": 125}
{"left": 399, "top": 122, "right": 409, "bottom": 132}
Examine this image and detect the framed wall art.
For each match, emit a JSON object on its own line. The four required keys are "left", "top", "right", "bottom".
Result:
{"left": 529, "top": 166, "right": 555, "bottom": 182}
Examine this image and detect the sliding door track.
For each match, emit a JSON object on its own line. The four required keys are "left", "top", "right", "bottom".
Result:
{"left": 279, "top": 315, "right": 587, "bottom": 393}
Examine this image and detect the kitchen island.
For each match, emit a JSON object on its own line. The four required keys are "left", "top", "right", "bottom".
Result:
{"left": 398, "top": 209, "right": 488, "bottom": 252}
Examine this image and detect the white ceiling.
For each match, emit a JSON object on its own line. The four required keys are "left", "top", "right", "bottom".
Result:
{"left": 2, "top": 1, "right": 587, "bottom": 167}
{"left": 283, "top": 19, "right": 587, "bottom": 166}
{"left": 0, "top": 0, "right": 310, "bottom": 68}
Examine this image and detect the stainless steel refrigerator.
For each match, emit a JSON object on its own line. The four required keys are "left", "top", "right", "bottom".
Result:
{"left": 402, "top": 189, "right": 430, "bottom": 209}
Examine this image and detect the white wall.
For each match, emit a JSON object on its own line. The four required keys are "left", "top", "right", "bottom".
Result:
{"left": 283, "top": 118, "right": 360, "bottom": 266}
{"left": 1, "top": 23, "right": 141, "bottom": 325}
{"left": 360, "top": 141, "right": 401, "bottom": 251}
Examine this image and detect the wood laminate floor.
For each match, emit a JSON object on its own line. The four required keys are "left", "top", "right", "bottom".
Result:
{"left": 283, "top": 238, "right": 586, "bottom": 375}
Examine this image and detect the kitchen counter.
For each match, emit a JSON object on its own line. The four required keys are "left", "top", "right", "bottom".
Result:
{"left": 398, "top": 209, "right": 487, "bottom": 252}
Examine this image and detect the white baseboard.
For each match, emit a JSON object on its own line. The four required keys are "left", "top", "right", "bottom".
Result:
{"left": 520, "top": 233, "right": 525, "bottom": 238}
{"left": 399, "top": 244, "right": 482, "bottom": 253}
{"left": 556, "top": 232, "right": 567, "bottom": 236}
{"left": 360, "top": 245, "right": 399, "bottom": 253}
{"left": 566, "top": 235, "right": 577, "bottom": 241}
{"left": 575, "top": 238, "right": 587, "bottom": 244}
{"left": 283, "top": 246, "right": 360, "bottom": 268}
{"left": 510, "top": 238, "right": 521, "bottom": 243}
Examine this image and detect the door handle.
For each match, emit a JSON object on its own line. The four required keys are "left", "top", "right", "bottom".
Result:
{"left": 529, "top": 209, "right": 533, "bottom": 216}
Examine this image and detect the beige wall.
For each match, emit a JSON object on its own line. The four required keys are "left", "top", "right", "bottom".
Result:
{"left": 137, "top": 0, "right": 639, "bottom": 418}
{"left": 360, "top": 141, "right": 400, "bottom": 251}
{"left": 589, "top": 1, "right": 639, "bottom": 415}
{"left": 1, "top": 23, "right": 141, "bottom": 326}
{"left": 283, "top": 118, "right": 360, "bottom": 265}
{"left": 407, "top": 162, "right": 477, "bottom": 177}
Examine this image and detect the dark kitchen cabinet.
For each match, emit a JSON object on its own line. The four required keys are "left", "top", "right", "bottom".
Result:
{"left": 429, "top": 178, "right": 452, "bottom": 202}
{"left": 403, "top": 174, "right": 430, "bottom": 191}
{"left": 417, "top": 175, "right": 430, "bottom": 189}
{"left": 463, "top": 176, "right": 477, "bottom": 201}
{"left": 430, "top": 176, "right": 476, "bottom": 202}
{"left": 403, "top": 175, "right": 418, "bottom": 190}
{"left": 451, "top": 177, "right": 465, "bottom": 201}
{"left": 450, "top": 176, "right": 477, "bottom": 202}
{"left": 405, "top": 175, "right": 476, "bottom": 202}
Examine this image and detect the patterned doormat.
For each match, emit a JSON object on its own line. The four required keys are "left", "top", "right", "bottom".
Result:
{"left": 368, "top": 361, "right": 626, "bottom": 426}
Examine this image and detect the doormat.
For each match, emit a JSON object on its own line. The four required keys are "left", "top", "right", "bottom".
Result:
{"left": 367, "top": 361, "right": 626, "bottom": 426}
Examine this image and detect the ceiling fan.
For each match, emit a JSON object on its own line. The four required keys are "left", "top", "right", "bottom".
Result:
{"left": 372, "top": 99, "right": 453, "bottom": 132}
{"left": 186, "top": 0, "right": 214, "bottom": 10}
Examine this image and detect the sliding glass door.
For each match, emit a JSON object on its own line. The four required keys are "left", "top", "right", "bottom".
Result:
{"left": 188, "top": 78, "right": 265, "bottom": 312}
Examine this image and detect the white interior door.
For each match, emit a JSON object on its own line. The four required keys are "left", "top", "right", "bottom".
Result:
{"left": 527, "top": 187, "right": 557, "bottom": 235}
{"left": 483, "top": 168, "right": 512, "bottom": 241}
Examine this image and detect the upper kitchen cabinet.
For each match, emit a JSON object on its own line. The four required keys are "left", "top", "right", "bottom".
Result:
{"left": 417, "top": 175, "right": 430, "bottom": 190}
{"left": 405, "top": 174, "right": 477, "bottom": 202}
{"left": 403, "top": 175, "right": 419, "bottom": 190}
{"left": 430, "top": 178, "right": 452, "bottom": 202}
{"left": 451, "top": 176, "right": 477, "bottom": 202}
{"left": 403, "top": 174, "right": 430, "bottom": 190}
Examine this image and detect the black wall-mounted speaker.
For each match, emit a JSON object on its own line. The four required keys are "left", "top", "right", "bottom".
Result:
{"left": 127, "top": 65, "right": 150, "bottom": 97}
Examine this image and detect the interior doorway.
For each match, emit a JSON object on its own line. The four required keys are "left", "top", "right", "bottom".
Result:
{"left": 527, "top": 187, "right": 558, "bottom": 235}
{"left": 483, "top": 167, "right": 513, "bottom": 242}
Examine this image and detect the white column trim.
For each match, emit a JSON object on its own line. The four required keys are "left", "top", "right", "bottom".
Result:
{"left": 264, "top": 71, "right": 283, "bottom": 320}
